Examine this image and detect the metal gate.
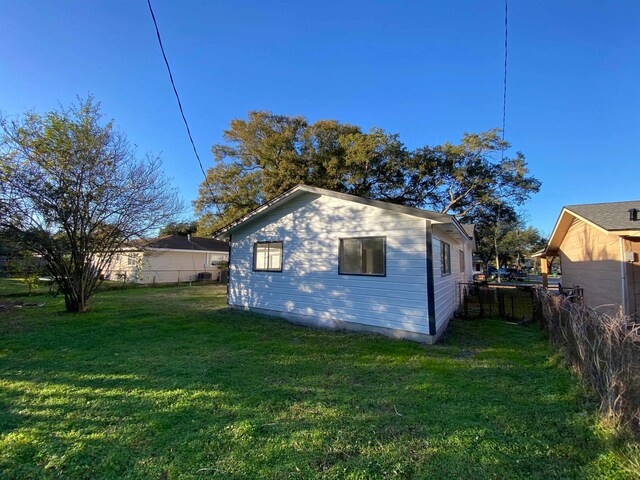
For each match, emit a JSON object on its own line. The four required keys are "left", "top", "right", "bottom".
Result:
{"left": 458, "top": 283, "right": 535, "bottom": 322}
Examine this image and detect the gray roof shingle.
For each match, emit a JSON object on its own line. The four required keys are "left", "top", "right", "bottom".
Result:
{"left": 135, "top": 235, "right": 228, "bottom": 252}
{"left": 565, "top": 201, "right": 640, "bottom": 231}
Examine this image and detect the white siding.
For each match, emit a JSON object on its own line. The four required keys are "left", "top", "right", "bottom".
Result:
{"left": 228, "top": 192, "right": 430, "bottom": 334}
{"left": 432, "top": 228, "right": 470, "bottom": 330}
{"left": 104, "top": 250, "right": 226, "bottom": 284}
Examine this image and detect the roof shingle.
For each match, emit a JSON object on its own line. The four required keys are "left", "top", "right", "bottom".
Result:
{"left": 565, "top": 201, "right": 640, "bottom": 231}
{"left": 134, "top": 235, "right": 228, "bottom": 252}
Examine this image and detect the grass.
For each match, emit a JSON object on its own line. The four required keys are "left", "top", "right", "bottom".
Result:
{"left": 0, "top": 278, "right": 635, "bottom": 479}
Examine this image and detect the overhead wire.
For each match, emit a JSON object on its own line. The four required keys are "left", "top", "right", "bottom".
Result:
{"left": 501, "top": 0, "right": 508, "bottom": 159}
{"left": 145, "top": 0, "right": 216, "bottom": 198}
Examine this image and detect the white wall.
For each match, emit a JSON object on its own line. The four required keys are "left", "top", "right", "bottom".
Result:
{"left": 105, "top": 250, "right": 226, "bottom": 284}
{"left": 229, "top": 192, "right": 431, "bottom": 335}
{"left": 432, "top": 228, "right": 472, "bottom": 331}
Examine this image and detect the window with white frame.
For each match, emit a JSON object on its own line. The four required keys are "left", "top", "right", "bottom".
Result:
{"left": 459, "top": 249, "right": 465, "bottom": 273}
{"left": 208, "top": 253, "right": 229, "bottom": 266}
{"left": 441, "top": 241, "right": 451, "bottom": 275}
{"left": 339, "top": 237, "right": 385, "bottom": 276}
{"left": 253, "top": 241, "right": 283, "bottom": 272}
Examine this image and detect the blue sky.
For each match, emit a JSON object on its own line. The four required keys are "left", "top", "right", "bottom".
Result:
{"left": 1, "top": 1, "right": 638, "bottom": 235}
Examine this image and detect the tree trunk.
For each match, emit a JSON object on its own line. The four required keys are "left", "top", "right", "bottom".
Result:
{"left": 63, "top": 289, "right": 89, "bottom": 313}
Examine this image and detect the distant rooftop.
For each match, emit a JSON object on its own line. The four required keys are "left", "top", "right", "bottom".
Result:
{"left": 133, "top": 235, "right": 228, "bottom": 252}
{"left": 565, "top": 201, "right": 640, "bottom": 231}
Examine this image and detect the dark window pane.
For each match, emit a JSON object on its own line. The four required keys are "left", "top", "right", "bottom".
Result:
{"left": 341, "top": 238, "right": 361, "bottom": 273}
{"left": 362, "top": 238, "right": 384, "bottom": 274}
{"left": 340, "top": 237, "right": 385, "bottom": 275}
{"left": 441, "top": 241, "right": 451, "bottom": 275}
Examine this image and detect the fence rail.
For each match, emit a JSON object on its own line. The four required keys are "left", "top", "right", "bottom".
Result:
{"left": 103, "top": 269, "right": 227, "bottom": 285}
{"left": 458, "top": 283, "right": 536, "bottom": 322}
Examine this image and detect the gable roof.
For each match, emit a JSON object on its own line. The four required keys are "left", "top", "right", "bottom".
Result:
{"left": 564, "top": 201, "right": 640, "bottom": 231}
{"left": 213, "top": 184, "right": 472, "bottom": 243}
{"left": 541, "top": 200, "right": 640, "bottom": 257}
{"left": 133, "top": 235, "right": 228, "bottom": 252}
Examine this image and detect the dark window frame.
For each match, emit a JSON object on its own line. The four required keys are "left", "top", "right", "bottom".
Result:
{"left": 441, "top": 241, "right": 451, "bottom": 276}
{"left": 338, "top": 236, "right": 387, "bottom": 277}
{"left": 252, "top": 241, "right": 283, "bottom": 272}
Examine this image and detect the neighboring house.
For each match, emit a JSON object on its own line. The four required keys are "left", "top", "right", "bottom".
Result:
{"left": 214, "top": 185, "right": 474, "bottom": 343}
{"left": 471, "top": 256, "right": 485, "bottom": 275}
{"left": 538, "top": 201, "right": 640, "bottom": 318}
{"left": 105, "top": 235, "right": 229, "bottom": 284}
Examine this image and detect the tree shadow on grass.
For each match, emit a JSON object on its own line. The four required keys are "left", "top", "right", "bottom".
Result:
{"left": 0, "top": 291, "right": 614, "bottom": 479}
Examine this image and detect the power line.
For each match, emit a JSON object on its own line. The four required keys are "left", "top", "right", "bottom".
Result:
{"left": 502, "top": 0, "right": 508, "bottom": 146}
{"left": 146, "top": 0, "right": 215, "bottom": 197}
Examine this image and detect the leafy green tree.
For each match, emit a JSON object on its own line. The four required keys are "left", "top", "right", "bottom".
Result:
{"left": 194, "top": 112, "right": 406, "bottom": 233}
{"left": 0, "top": 97, "right": 181, "bottom": 312}
{"left": 195, "top": 112, "right": 541, "bottom": 234}
{"left": 403, "top": 130, "right": 540, "bottom": 222}
{"left": 159, "top": 221, "right": 198, "bottom": 237}
{"left": 477, "top": 213, "right": 546, "bottom": 270}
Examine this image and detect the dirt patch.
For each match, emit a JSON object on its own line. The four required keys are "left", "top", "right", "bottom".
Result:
{"left": 0, "top": 301, "right": 44, "bottom": 310}
{"left": 0, "top": 301, "right": 43, "bottom": 334}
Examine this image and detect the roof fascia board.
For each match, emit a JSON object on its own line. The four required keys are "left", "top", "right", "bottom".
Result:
{"left": 213, "top": 186, "right": 305, "bottom": 239}
{"left": 451, "top": 217, "right": 474, "bottom": 244}
{"left": 214, "top": 184, "right": 457, "bottom": 239}
{"left": 545, "top": 207, "right": 634, "bottom": 255}
{"left": 144, "top": 247, "right": 228, "bottom": 254}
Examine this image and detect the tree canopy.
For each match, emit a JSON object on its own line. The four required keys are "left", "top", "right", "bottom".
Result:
{"left": 194, "top": 111, "right": 540, "bottom": 234}
{"left": 476, "top": 214, "right": 547, "bottom": 269}
{"left": 159, "top": 221, "right": 199, "bottom": 237}
{"left": 0, "top": 97, "right": 181, "bottom": 312}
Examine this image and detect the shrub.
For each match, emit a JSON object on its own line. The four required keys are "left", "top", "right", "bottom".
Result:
{"left": 534, "top": 287, "right": 640, "bottom": 438}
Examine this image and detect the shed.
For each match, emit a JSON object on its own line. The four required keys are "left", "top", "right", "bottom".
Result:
{"left": 215, "top": 185, "right": 474, "bottom": 343}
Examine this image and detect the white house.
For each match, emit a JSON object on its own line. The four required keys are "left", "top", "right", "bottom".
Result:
{"left": 215, "top": 185, "right": 474, "bottom": 343}
{"left": 105, "top": 235, "right": 229, "bottom": 284}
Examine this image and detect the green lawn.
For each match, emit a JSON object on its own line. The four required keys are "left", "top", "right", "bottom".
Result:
{"left": 0, "top": 279, "right": 634, "bottom": 479}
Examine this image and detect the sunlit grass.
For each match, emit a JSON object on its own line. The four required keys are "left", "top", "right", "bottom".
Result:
{"left": 0, "top": 279, "right": 634, "bottom": 479}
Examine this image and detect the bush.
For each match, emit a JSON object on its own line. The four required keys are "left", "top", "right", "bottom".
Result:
{"left": 534, "top": 287, "right": 640, "bottom": 438}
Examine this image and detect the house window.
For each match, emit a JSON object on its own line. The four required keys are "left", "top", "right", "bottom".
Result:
{"left": 441, "top": 241, "right": 451, "bottom": 275}
{"left": 253, "top": 241, "right": 283, "bottom": 272}
{"left": 459, "top": 250, "right": 465, "bottom": 273}
{"left": 208, "top": 253, "right": 229, "bottom": 266}
{"left": 127, "top": 255, "right": 137, "bottom": 266}
{"left": 339, "top": 237, "right": 385, "bottom": 276}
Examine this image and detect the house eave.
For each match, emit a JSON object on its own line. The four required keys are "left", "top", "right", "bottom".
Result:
{"left": 144, "top": 247, "right": 229, "bottom": 254}
{"left": 544, "top": 207, "right": 640, "bottom": 256}
{"left": 213, "top": 184, "right": 470, "bottom": 242}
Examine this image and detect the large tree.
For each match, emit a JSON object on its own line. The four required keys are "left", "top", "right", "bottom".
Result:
{"left": 401, "top": 129, "right": 540, "bottom": 222}
{"left": 195, "top": 112, "right": 540, "bottom": 233}
{"left": 0, "top": 97, "right": 181, "bottom": 312}
{"left": 194, "top": 112, "right": 407, "bottom": 234}
{"left": 476, "top": 213, "right": 547, "bottom": 270}
{"left": 159, "top": 220, "right": 198, "bottom": 237}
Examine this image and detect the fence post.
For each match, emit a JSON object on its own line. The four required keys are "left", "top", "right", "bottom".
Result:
{"left": 463, "top": 284, "right": 469, "bottom": 318}
{"left": 511, "top": 295, "right": 515, "bottom": 320}
{"left": 498, "top": 290, "right": 505, "bottom": 319}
